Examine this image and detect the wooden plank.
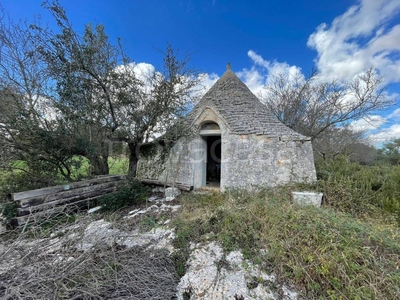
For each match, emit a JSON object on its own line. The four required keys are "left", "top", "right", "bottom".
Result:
{"left": 17, "top": 181, "right": 120, "bottom": 208}
{"left": 140, "top": 178, "right": 193, "bottom": 191}
{"left": 11, "top": 175, "right": 125, "bottom": 201}
{"left": 17, "top": 186, "right": 117, "bottom": 216}
{"left": 13, "top": 195, "right": 107, "bottom": 226}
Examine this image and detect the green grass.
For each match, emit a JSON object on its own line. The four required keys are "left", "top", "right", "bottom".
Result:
{"left": 173, "top": 188, "right": 400, "bottom": 299}
{"left": 69, "top": 156, "right": 128, "bottom": 177}
{"left": 314, "top": 156, "right": 400, "bottom": 224}
{"left": 66, "top": 156, "right": 128, "bottom": 178}
{"left": 108, "top": 157, "right": 129, "bottom": 174}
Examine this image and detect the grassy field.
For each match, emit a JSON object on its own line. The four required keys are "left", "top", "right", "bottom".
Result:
{"left": 108, "top": 157, "right": 129, "bottom": 174}
{"left": 67, "top": 156, "right": 129, "bottom": 178}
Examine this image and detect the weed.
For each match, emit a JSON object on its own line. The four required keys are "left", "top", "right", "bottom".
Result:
{"left": 173, "top": 188, "right": 400, "bottom": 299}
{"left": 139, "top": 216, "right": 158, "bottom": 231}
{"left": 98, "top": 178, "right": 150, "bottom": 212}
{"left": 315, "top": 155, "right": 400, "bottom": 221}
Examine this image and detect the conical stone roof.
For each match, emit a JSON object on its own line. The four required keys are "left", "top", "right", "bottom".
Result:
{"left": 191, "top": 68, "right": 307, "bottom": 140}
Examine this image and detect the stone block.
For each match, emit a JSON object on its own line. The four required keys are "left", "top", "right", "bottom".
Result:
{"left": 292, "top": 191, "right": 323, "bottom": 207}
{"left": 164, "top": 187, "right": 181, "bottom": 199}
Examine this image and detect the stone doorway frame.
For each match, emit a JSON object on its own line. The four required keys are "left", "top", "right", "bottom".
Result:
{"left": 193, "top": 121, "right": 221, "bottom": 189}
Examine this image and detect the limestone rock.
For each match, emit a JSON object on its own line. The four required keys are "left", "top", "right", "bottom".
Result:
{"left": 77, "top": 219, "right": 119, "bottom": 251}
{"left": 165, "top": 187, "right": 181, "bottom": 200}
{"left": 176, "top": 242, "right": 299, "bottom": 300}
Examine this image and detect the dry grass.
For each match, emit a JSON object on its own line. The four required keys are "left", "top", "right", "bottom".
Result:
{"left": 0, "top": 211, "right": 178, "bottom": 300}
{"left": 173, "top": 188, "right": 400, "bottom": 299}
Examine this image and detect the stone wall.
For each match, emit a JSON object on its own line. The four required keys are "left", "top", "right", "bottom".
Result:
{"left": 137, "top": 138, "right": 195, "bottom": 186}
{"left": 221, "top": 134, "right": 316, "bottom": 190}
{"left": 137, "top": 132, "right": 317, "bottom": 191}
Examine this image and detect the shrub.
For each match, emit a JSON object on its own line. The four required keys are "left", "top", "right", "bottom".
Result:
{"left": 315, "top": 155, "right": 400, "bottom": 221}
{"left": 98, "top": 179, "right": 150, "bottom": 212}
{"left": 1, "top": 201, "right": 18, "bottom": 220}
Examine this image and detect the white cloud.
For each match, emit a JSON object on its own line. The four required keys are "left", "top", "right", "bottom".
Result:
{"left": 235, "top": 1, "right": 400, "bottom": 144}
{"left": 350, "top": 115, "right": 387, "bottom": 131}
{"left": 197, "top": 72, "right": 219, "bottom": 92}
{"left": 188, "top": 72, "right": 219, "bottom": 102}
{"left": 307, "top": 0, "right": 400, "bottom": 82}
{"left": 237, "top": 50, "right": 304, "bottom": 96}
{"left": 388, "top": 107, "right": 400, "bottom": 120}
{"left": 240, "top": 0, "right": 400, "bottom": 94}
{"left": 237, "top": 66, "right": 266, "bottom": 96}
{"left": 305, "top": 0, "right": 400, "bottom": 144}
{"left": 369, "top": 124, "right": 400, "bottom": 142}
{"left": 247, "top": 50, "right": 270, "bottom": 69}
{"left": 132, "top": 62, "right": 156, "bottom": 78}
{"left": 114, "top": 62, "right": 155, "bottom": 78}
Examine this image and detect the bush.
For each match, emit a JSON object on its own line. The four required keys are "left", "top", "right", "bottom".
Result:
{"left": 315, "top": 155, "right": 400, "bottom": 221}
{"left": 98, "top": 179, "right": 150, "bottom": 212}
{"left": 1, "top": 201, "right": 18, "bottom": 220}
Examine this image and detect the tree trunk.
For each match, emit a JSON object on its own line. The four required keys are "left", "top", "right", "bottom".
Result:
{"left": 128, "top": 142, "right": 139, "bottom": 176}
{"left": 89, "top": 155, "right": 109, "bottom": 176}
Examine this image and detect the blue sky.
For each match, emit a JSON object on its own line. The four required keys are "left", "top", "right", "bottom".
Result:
{"left": 2, "top": 0, "right": 400, "bottom": 142}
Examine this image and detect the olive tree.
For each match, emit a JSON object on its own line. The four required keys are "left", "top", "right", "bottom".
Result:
{"left": 0, "top": 14, "right": 82, "bottom": 182}
{"left": 38, "top": 1, "right": 198, "bottom": 175}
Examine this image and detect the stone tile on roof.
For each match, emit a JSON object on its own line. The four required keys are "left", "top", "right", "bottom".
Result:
{"left": 189, "top": 68, "right": 308, "bottom": 140}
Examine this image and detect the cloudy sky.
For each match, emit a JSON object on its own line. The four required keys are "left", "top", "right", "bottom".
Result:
{"left": 2, "top": 0, "right": 400, "bottom": 143}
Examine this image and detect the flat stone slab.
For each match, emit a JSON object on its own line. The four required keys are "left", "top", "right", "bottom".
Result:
{"left": 292, "top": 191, "right": 323, "bottom": 207}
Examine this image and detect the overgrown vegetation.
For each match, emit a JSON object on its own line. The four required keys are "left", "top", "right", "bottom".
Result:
{"left": 98, "top": 178, "right": 150, "bottom": 212}
{"left": 173, "top": 187, "right": 400, "bottom": 299}
{"left": 315, "top": 155, "right": 400, "bottom": 222}
{"left": 171, "top": 148, "right": 400, "bottom": 299}
{"left": 2, "top": 154, "right": 400, "bottom": 299}
{"left": 1, "top": 202, "right": 18, "bottom": 220}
